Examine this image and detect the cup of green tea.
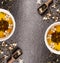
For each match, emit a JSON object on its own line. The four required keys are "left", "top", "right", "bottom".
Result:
{"left": 44, "top": 22, "right": 60, "bottom": 55}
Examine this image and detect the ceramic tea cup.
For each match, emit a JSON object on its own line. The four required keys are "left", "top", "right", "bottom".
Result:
{"left": 0, "top": 9, "right": 15, "bottom": 41}
{"left": 44, "top": 22, "right": 60, "bottom": 55}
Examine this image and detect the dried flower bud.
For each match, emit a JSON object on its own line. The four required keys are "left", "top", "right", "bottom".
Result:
{"left": 2, "top": 41, "right": 8, "bottom": 47}
{"left": 51, "top": 27, "right": 56, "bottom": 32}
{"left": 50, "top": 43, "right": 55, "bottom": 48}
{"left": 56, "top": 9, "right": 60, "bottom": 13}
{"left": 51, "top": 4, "right": 57, "bottom": 8}
{"left": 52, "top": 16, "right": 58, "bottom": 22}
{"left": 4, "top": 55, "right": 8, "bottom": 59}
{"left": 37, "top": 0, "right": 41, "bottom": 5}
{"left": 9, "top": 46, "right": 13, "bottom": 50}
{"left": 47, "top": 34, "right": 52, "bottom": 39}
{"left": 56, "top": 58, "right": 59, "bottom": 62}
{"left": 1, "top": 1, "right": 4, "bottom": 4}
{"left": 0, "top": 50, "right": 3, "bottom": 54}
{"left": 43, "top": 12, "right": 51, "bottom": 21}
{"left": 43, "top": 16, "right": 48, "bottom": 20}
{"left": 47, "top": 13, "right": 52, "bottom": 17}
{"left": 12, "top": 43, "right": 17, "bottom": 47}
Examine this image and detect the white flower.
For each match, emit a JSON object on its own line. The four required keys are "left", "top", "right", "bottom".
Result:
{"left": 43, "top": 16, "right": 48, "bottom": 20}
{"left": 8, "top": 24, "right": 13, "bottom": 28}
{"left": 47, "top": 34, "right": 52, "bottom": 39}
{"left": 51, "top": 27, "right": 56, "bottom": 32}
{"left": 50, "top": 43, "right": 55, "bottom": 48}
{"left": 4, "top": 31, "right": 9, "bottom": 37}
{"left": 12, "top": 43, "right": 17, "bottom": 47}
{"left": 52, "top": 4, "right": 56, "bottom": 8}
{"left": 56, "top": 9, "right": 60, "bottom": 13}
{"left": 9, "top": 46, "right": 13, "bottom": 50}
{"left": 5, "top": 15, "right": 10, "bottom": 20}
{"left": 47, "top": 13, "right": 52, "bottom": 17}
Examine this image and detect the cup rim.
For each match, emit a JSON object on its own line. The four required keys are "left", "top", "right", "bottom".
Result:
{"left": 0, "top": 8, "right": 15, "bottom": 41}
{"left": 44, "top": 22, "right": 60, "bottom": 55}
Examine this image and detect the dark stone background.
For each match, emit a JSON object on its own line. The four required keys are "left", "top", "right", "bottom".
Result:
{"left": 1, "top": 0, "right": 59, "bottom": 63}
{"left": 10, "top": 0, "right": 54, "bottom": 63}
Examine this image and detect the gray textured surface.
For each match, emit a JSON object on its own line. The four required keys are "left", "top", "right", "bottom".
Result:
{"left": 8, "top": 0, "right": 55, "bottom": 63}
